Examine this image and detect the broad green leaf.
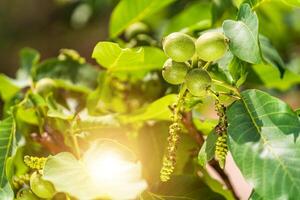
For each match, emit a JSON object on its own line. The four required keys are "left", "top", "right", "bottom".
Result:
{"left": 223, "top": 4, "right": 261, "bottom": 64}
{"left": 32, "top": 55, "right": 98, "bottom": 89}
{"left": 282, "top": 0, "right": 300, "bottom": 7}
{"left": 109, "top": 0, "right": 175, "bottom": 38}
{"left": 248, "top": 64, "right": 300, "bottom": 91}
{"left": 17, "top": 47, "right": 40, "bottom": 80}
{"left": 259, "top": 35, "right": 285, "bottom": 77}
{"left": 140, "top": 175, "right": 225, "bottom": 200}
{"left": 120, "top": 94, "right": 177, "bottom": 123}
{"left": 198, "top": 131, "right": 218, "bottom": 166}
{"left": 227, "top": 89, "right": 300, "bottom": 199}
{"left": 249, "top": 190, "right": 263, "bottom": 200}
{"left": 212, "top": 0, "right": 236, "bottom": 25}
{"left": 164, "top": 2, "right": 211, "bottom": 35}
{"left": 0, "top": 183, "right": 14, "bottom": 200}
{"left": 72, "top": 114, "right": 120, "bottom": 134}
{"left": 43, "top": 152, "right": 96, "bottom": 199}
{"left": 0, "top": 117, "right": 16, "bottom": 187}
{"left": 92, "top": 42, "right": 166, "bottom": 74}
{"left": 287, "top": 57, "right": 300, "bottom": 75}
{"left": 0, "top": 74, "right": 20, "bottom": 102}
{"left": 44, "top": 140, "right": 147, "bottom": 200}
{"left": 229, "top": 56, "right": 249, "bottom": 87}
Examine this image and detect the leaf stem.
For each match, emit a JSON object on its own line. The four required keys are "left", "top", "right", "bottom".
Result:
{"left": 212, "top": 79, "right": 240, "bottom": 96}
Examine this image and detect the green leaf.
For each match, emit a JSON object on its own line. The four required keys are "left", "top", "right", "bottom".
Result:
{"left": 109, "top": 0, "right": 175, "bottom": 38}
{"left": 120, "top": 94, "right": 177, "bottom": 123}
{"left": 0, "top": 74, "right": 20, "bottom": 102}
{"left": 164, "top": 2, "right": 211, "bottom": 35}
{"left": 43, "top": 152, "right": 96, "bottom": 199}
{"left": 32, "top": 55, "right": 98, "bottom": 89}
{"left": 141, "top": 175, "right": 225, "bottom": 200}
{"left": 92, "top": 42, "right": 166, "bottom": 74}
{"left": 229, "top": 56, "right": 249, "bottom": 87}
{"left": 72, "top": 114, "right": 120, "bottom": 135}
{"left": 248, "top": 64, "right": 300, "bottom": 91}
{"left": 0, "top": 183, "right": 14, "bottom": 200}
{"left": 282, "top": 0, "right": 300, "bottom": 7}
{"left": 222, "top": 4, "right": 261, "bottom": 64}
{"left": 17, "top": 47, "right": 40, "bottom": 80}
{"left": 198, "top": 131, "right": 218, "bottom": 166}
{"left": 227, "top": 89, "right": 300, "bottom": 199}
{"left": 259, "top": 35, "right": 285, "bottom": 77}
{"left": 249, "top": 190, "right": 263, "bottom": 200}
{"left": 44, "top": 140, "right": 146, "bottom": 200}
{"left": 0, "top": 117, "right": 16, "bottom": 187}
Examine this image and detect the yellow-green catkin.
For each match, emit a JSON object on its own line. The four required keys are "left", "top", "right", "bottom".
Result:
{"left": 12, "top": 174, "right": 30, "bottom": 189}
{"left": 215, "top": 133, "right": 228, "bottom": 168}
{"left": 160, "top": 121, "right": 181, "bottom": 182}
{"left": 160, "top": 86, "right": 186, "bottom": 182}
{"left": 24, "top": 155, "right": 47, "bottom": 170}
{"left": 214, "top": 100, "right": 228, "bottom": 169}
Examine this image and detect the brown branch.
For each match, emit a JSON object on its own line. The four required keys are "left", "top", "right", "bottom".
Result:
{"left": 209, "top": 159, "right": 240, "bottom": 200}
{"left": 181, "top": 111, "right": 204, "bottom": 146}
{"left": 181, "top": 111, "right": 239, "bottom": 200}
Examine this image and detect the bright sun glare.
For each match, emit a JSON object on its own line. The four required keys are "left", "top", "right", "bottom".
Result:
{"left": 86, "top": 151, "right": 129, "bottom": 184}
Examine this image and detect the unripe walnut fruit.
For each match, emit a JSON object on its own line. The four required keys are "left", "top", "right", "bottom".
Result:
{"left": 195, "top": 32, "right": 228, "bottom": 61}
{"left": 186, "top": 68, "right": 211, "bottom": 96}
{"left": 162, "top": 59, "right": 188, "bottom": 85}
{"left": 163, "top": 32, "right": 195, "bottom": 62}
{"left": 30, "top": 172, "right": 56, "bottom": 199}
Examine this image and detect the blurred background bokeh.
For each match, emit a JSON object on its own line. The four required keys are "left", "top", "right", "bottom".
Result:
{"left": 0, "top": 0, "right": 118, "bottom": 76}
{"left": 0, "top": 1, "right": 300, "bottom": 199}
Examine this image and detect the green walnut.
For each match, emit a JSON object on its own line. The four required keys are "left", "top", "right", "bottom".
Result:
{"left": 16, "top": 189, "right": 39, "bottom": 200}
{"left": 30, "top": 172, "right": 56, "bottom": 199}
{"left": 35, "top": 78, "right": 56, "bottom": 95}
{"left": 195, "top": 32, "right": 228, "bottom": 61}
{"left": 162, "top": 59, "right": 188, "bottom": 85}
{"left": 125, "top": 22, "right": 150, "bottom": 40}
{"left": 163, "top": 32, "right": 195, "bottom": 62}
{"left": 186, "top": 68, "right": 212, "bottom": 96}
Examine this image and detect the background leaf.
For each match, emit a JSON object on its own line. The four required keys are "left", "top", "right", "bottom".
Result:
{"left": 259, "top": 35, "right": 285, "bottom": 77}
{"left": 140, "top": 175, "right": 226, "bottom": 200}
{"left": 223, "top": 4, "right": 261, "bottom": 64}
{"left": 247, "top": 64, "right": 300, "bottom": 91}
{"left": 92, "top": 42, "right": 166, "bottom": 74}
{"left": 227, "top": 89, "right": 300, "bottom": 199}
{"left": 0, "top": 117, "right": 15, "bottom": 187}
{"left": 0, "top": 75, "right": 20, "bottom": 102}
{"left": 120, "top": 94, "right": 177, "bottom": 123}
{"left": 0, "top": 183, "right": 14, "bottom": 200}
{"left": 164, "top": 2, "right": 211, "bottom": 35}
{"left": 17, "top": 47, "right": 40, "bottom": 80}
{"left": 198, "top": 131, "right": 218, "bottom": 166}
{"left": 109, "top": 0, "right": 175, "bottom": 38}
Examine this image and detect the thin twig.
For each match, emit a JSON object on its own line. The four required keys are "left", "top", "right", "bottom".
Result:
{"left": 181, "top": 111, "right": 204, "bottom": 146}
{"left": 209, "top": 159, "right": 240, "bottom": 200}
{"left": 181, "top": 111, "right": 239, "bottom": 200}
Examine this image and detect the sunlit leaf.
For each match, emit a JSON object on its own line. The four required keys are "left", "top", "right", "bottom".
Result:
{"left": 92, "top": 42, "right": 166, "bottom": 74}
{"left": 227, "top": 89, "right": 300, "bottom": 199}
{"left": 0, "top": 117, "right": 16, "bottom": 187}
{"left": 0, "top": 75, "right": 20, "bottom": 102}
{"left": 164, "top": 2, "right": 211, "bottom": 35}
{"left": 109, "top": 0, "right": 175, "bottom": 38}
{"left": 223, "top": 4, "right": 261, "bottom": 64}
{"left": 120, "top": 94, "right": 177, "bottom": 123}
